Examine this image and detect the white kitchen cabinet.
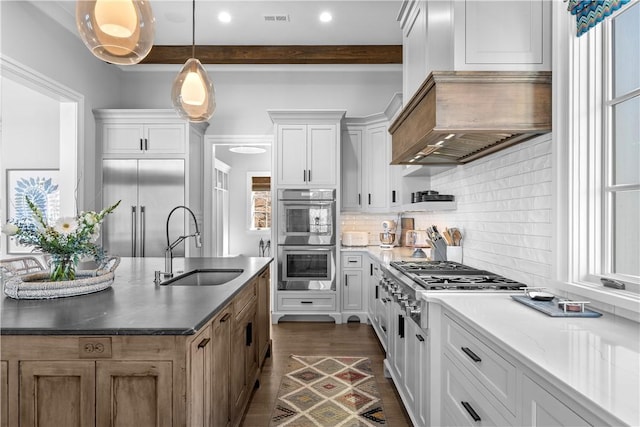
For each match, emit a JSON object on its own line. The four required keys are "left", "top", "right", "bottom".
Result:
{"left": 454, "top": 0, "right": 551, "bottom": 71}
{"left": 399, "top": 0, "right": 550, "bottom": 101}
{"left": 268, "top": 110, "right": 345, "bottom": 188}
{"left": 341, "top": 127, "right": 363, "bottom": 211}
{"left": 438, "top": 309, "right": 608, "bottom": 427}
{"left": 101, "top": 122, "right": 186, "bottom": 155}
{"left": 521, "top": 375, "right": 590, "bottom": 427}
{"left": 341, "top": 94, "right": 402, "bottom": 213}
{"left": 341, "top": 253, "right": 367, "bottom": 322}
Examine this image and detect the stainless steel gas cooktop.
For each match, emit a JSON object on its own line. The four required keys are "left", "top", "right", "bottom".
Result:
{"left": 389, "top": 260, "right": 525, "bottom": 291}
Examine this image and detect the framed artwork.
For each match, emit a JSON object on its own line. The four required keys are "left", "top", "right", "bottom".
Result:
{"left": 6, "top": 169, "right": 60, "bottom": 254}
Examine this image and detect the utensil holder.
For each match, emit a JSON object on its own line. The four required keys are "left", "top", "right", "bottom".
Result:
{"left": 430, "top": 239, "right": 447, "bottom": 261}
{"left": 446, "top": 246, "right": 463, "bottom": 263}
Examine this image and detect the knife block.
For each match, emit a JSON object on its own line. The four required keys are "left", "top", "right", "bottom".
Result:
{"left": 430, "top": 239, "right": 447, "bottom": 261}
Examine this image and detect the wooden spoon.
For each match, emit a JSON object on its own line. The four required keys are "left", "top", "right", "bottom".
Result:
{"left": 452, "top": 229, "right": 462, "bottom": 246}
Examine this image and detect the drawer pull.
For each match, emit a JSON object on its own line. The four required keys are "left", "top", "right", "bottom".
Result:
{"left": 345, "top": 274, "right": 348, "bottom": 286}
{"left": 220, "top": 313, "right": 231, "bottom": 323}
{"left": 398, "top": 315, "right": 405, "bottom": 339}
{"left": 461, "top": 401, "right": 481, "bottom": 422}
{"left": 461, "top": 347, "right": 482, "bottom": 363}
{"left": 197, "top": 338, "right": 210, "bottom": 349}
{"left": 301, "top": 301, "right": 313, "bottom": 304}
{"left": 416, "top": 334, "right": 425, "bottom": 342}
{"left": 246, "top": 322, "right": 253, "bottom": 346}
{"left": 375, "top": 285, "right": 379, "bottom": 299}
{"left": 381, "top": 326, "right": 387, "bottom": 332}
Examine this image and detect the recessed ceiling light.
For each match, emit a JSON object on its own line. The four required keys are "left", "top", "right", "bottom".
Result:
{"left": 218, "top": 11, "right": 231, "bottom": 23}
{"left": 229, "top": 146, "right": 266, "bottom": 154}
{"left": 319, "top": 12, "right": 332, "bottom": 23}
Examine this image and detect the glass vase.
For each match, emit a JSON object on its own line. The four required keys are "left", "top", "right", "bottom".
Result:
{"left": 49, "top": 254, "right": 77, "bottom": 281}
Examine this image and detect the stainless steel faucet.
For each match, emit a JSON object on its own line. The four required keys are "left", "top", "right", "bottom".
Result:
{"left": 158, "top": 205, "right": 202, "bottom": 281}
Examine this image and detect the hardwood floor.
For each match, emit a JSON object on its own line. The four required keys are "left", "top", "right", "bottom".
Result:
{"left": 241, "top": 322, "right": 413, "bottom": 427}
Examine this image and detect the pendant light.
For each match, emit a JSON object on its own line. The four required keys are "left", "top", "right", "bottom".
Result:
{"left": 76, "top": 0, "right": 155, "bottom": 65}
{"left": 171, "top": 0, "right": 216, "bottom": 122}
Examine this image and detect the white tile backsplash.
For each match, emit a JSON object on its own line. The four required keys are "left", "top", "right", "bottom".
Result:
{"left": 341, "top": 134, "right": 553, "bottom": 287}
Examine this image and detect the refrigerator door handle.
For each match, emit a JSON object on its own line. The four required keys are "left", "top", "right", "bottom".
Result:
{"left": 131, "top": 206, "right": 137, "bottom": 257}
{"left": 140, "top": 206, "right": 146, "bottom": 257}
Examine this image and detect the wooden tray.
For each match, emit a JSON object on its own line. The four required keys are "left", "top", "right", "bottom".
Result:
{"left": 511, "top": 295, "right": 602, "bottom": 318}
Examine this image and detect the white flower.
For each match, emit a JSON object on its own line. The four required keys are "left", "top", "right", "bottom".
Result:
{"left": 90, "top": 224, "right": 101, "bottom": 242}
{"left": 54, "top": 217, "right": 78, "bottom": 235}
{"left": 1, "top": 223, "right": 19, "bottom": 236}
{"left": 82, "top": 212, "right": 98, "bottom": 225}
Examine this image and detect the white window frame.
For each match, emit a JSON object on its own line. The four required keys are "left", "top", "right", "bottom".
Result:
{"left": 247, "top": 171, "right": 271, "bottom": 232}
{"left": 554, "top": 1, "right": 639, "bottom": 313}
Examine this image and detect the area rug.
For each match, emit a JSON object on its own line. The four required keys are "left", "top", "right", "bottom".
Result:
{"left": 270, "top": 355, "right": 387, "bottom": 426}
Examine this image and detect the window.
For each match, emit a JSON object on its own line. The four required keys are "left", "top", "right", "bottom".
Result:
{"left": 571, "top": 2, "right": 640, "bottom": 295}
{"left": 249, "top": 175, "right": 271, "bottom": 230}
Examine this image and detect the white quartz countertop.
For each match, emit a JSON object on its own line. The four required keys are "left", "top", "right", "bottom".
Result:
{"left": 424, "top": 293, "right": 640, "bottom": 426}
{"left": 341, "top": 245, "right": 425, "bottom": 265}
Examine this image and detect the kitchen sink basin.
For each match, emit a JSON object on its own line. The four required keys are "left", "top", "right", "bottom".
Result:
{"left": 161, "top": 269, "right": 244, "bottom": 286}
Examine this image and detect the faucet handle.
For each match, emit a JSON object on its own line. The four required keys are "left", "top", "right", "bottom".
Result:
{"left": 195, "top": 232, "right": 203, "bottom": 248}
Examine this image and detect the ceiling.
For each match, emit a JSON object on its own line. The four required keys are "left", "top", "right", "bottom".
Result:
{"left": 32, "top": 1, "right": 403, "bottom": 64}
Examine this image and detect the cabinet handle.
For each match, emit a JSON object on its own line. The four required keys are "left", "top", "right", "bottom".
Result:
{"left": 358, "top": 193, "right": 361, "bottom": 205}
{"left": 375, "top": 285, "right": 379, "bottom": 299}
{"left": 140, "top": 206, "right": 146, "bottom": 257}
{"left": 461, "top": 401, "right": 481, "bottom": 422}
{"left": 416, "top": 334, "right": 425, "bottom": 342}
{"left": 368, "top": 194, "right": 371, "bottom": 205}
{"left": 370, "top": 264, "right": 373, "bottom": 276}
{"left": 144, "top": 138, "right": 148, "bottom": 151}
{"left": 461, "top": 347, "right": 482, "bottom": 363}
{"left": 303, "top": 170, "right": 307, "bottom": 182}
{"left": 301, "top": 301, "right": 313, "bottom": 304}
{"left": 398, "top": 315, "right": 405, "bottom": 339}
{"left": 392, "top": 190, "right": 396, "bottom": 203}
{"left": 197, "top": 337, "right": 210, "bottom": 348}
{"left": 345, "top": 274, "right": 348, "bottom": 286}
{"left": 381, "top": 325, "right": 387, "bottom": 332}
{"left": 308, "top": 169, "right": 311, "bottom": 182}
{"left": 220, "top": 313, "right": 231, "bottom": 323}
{"left": 348, "top": 259, "right": 358, "bottom": 263}
{"left": 140, "top": 138, "right": 143, "bottom": 151}
{"left": 131, "top": 206, "right": 137, "bottom": 257}
{"left": 246, "top": 322, "right": 253, "bottom": 346}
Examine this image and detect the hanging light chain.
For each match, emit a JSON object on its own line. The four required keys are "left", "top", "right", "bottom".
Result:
{"left": 191, "top": 0, "right": 196, "bottom": 59}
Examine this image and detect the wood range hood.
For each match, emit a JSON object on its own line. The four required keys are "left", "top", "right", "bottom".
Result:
{"left": 389, "top": 71, "right": 552, "bottom": 165}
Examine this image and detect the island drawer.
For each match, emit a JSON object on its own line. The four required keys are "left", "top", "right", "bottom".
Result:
{"left": 443, "top": 314, "right": 517, "bottom": 414}
{"left": 234, "top": 280, "right": 257, "bottom": 316}
{"left": 277, "top": 295, "right": 336, "bottom": 312}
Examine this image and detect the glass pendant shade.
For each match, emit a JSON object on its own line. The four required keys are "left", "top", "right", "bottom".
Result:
{"left": 76, "top": 0, "right": 155, "bottom": 65}
{"left": 172, "top": 58, "right": 216, "bottom": 122}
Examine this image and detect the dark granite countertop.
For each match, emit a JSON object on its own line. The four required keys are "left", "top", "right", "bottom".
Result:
{"left": 0, "top": 256, "right": 272, "bottom": 336}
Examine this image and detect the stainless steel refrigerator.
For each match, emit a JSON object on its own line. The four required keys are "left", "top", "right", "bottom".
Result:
{"left": 102, "top": 159, "right": 185, "bottom": 257}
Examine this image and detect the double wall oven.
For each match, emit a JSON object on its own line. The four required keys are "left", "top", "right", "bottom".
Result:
{"left": 277, "top": 189, "right": 336, "bottom": 291}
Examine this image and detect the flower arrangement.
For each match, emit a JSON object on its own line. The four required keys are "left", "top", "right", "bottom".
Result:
{"left": 2, "top": 198, "right": 120, "bottom": 281}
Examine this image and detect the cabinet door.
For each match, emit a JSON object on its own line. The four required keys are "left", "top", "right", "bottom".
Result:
{"left": 103, "top": 123, "right": 144, "bottom": 154}
{"left": 96, "top": 361, "right": 172, "bottom": 427}
{"left": 521, "top": 375, "right": 590, "bottom": 427}
{"left": 276, "top": 125, "right": 307, "bottom": 185}
{"left": 307, "top": 124, "right": 338, "bottom": 186}
{"left": 1, "top": 361, "right": 8, "bottom": 427}
{"left": 230, "top": 301, "right": 258, "bottom": 422}
{"left": 189, "top": 325, "right": 212, "bottom": 427}
{"left": 367, "top": 261, "right": 377, "bottom": 322}
{"left": 391, "top": 303, "right": 406, "bottom": 385}
{"left": 404, "top": 318, "right": 420, "bottom": 415}
{"left": 342, "top": 269, "right": 363, "bottom": 311}
{"left": 256, "top": 268, "right": 271, "bottom": 364}
{"left": 364, "top": 124, "right": 390, "bottom": 212}
{"left": 19, "top": 361, "right": 95, "bottom": 427}
{"left": 144, "top": 124, "right": 186, "bottom": 154}
{"left": 341, "top": 128, "right": 363, "bottom": 211}
{"left": 212, "top": 307, "right": 233, "bottom": 427}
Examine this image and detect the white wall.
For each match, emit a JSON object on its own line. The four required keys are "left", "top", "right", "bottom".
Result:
{"left": 1, "top": 0, "right": 123, "bottom": 211}
{"left": 1, "top": 79, "right": 60, "bottom": 169}
{"left": 215, "top": 146, "right": 272, "bottom": 256}
{"left": 341, "top": 134, "right": 553, "bottom": 287}
{"left": 119, "top": 69, "right": 402, "bottom": 134}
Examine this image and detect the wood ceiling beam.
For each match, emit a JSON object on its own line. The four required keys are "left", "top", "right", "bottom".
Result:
{"left": 141, "top": 45, "right": 402, "bottom": 64}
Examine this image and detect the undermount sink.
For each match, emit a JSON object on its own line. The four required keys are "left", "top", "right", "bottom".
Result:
{"left": 161, "top": 269, "right": 244, "bottom": 286}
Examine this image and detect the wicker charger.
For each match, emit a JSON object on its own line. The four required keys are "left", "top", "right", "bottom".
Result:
{"left": 3, "top": 256, "right": 120, "bottom": 300}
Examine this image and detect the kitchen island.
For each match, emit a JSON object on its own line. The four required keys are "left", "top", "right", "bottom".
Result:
{"left": 0, "top": 256, "right": 272, "bottom": 427}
